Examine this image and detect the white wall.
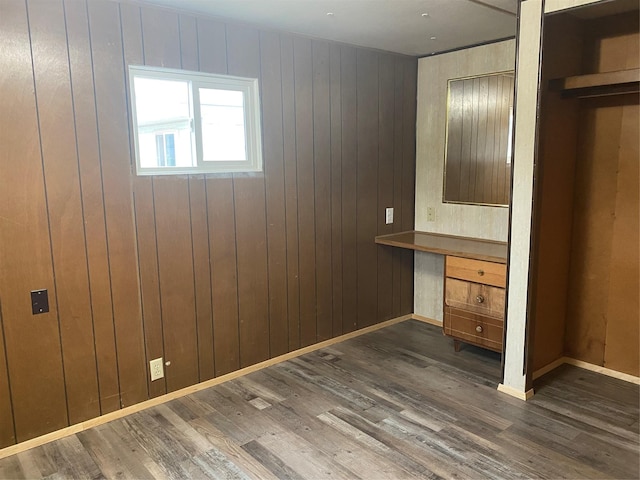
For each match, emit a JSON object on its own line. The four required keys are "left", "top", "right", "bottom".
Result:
{"left": 414, "top": 40, "right": 515, "bottom": 321}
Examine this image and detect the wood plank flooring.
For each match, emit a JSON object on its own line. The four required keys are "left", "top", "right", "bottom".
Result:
{"left": 0, "top": 320, "right": 638, "bottom": 479}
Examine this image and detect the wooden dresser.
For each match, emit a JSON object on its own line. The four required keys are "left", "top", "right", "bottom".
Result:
{"left": 443, "top": 256, "right": 507, "bottom": 352}
{"left": 375, "top": 230, "right": 508, "bottom": 353}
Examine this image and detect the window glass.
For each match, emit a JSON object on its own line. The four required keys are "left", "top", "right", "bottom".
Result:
{"left": 129, "top": 66, "right": 262, "bottom": 175}
{"left": 200, "top": 88, "right": 246, "bottom": 162}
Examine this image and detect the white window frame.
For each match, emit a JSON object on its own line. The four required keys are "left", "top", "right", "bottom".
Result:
{"left": 129, "top": 65, "right": 263, "bottom": 176}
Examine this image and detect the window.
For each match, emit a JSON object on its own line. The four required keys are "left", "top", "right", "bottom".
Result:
{"left": 129, "top": 66, "right": 262, "bottom": 175}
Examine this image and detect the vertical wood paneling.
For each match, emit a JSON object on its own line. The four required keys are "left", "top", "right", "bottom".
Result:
{"left": 121, "top": 2, "right": 166, "bottom": 399}
{"left": 180, "top": 14, "right": 215, "bottom": 382}
{"left": 329, "top": 44, "right": 343, "bottom": 337}
{"left": 260, "top": 31, "right": 289, "bottom": 358}
{"left": 0, "top": 0, "right": 68, "bottom": 442}
{"left": 483, "top": 77, "right": 499, "bottom": 202}
{"left": 294, "top": 37, "right": 318, "bottom": 347}
{"left": 154, "top": 176, "right": 199, "bottom": 390}
{"left": 444, "top": 80, "right": 463, "bottom": 203}
{"left": 197, "top": 21, "right": 242, "bottom": 377}
{"left": 196, "top": 18, "right": 227, "bottom": 74}
{"left": 356, "top": 50, "right": 379, "bottom": 328}
{"left": 281, "top": 35, "right": 301, "bottom": 351}
{"left": 312, "top": 40, "right": 333, "bottom": 341}
{"left": 87, "top": 0, "right": 147, "bottom": 407}
{"left": 444, "top": 74, "right": 512, "bottom": 206}
{"left": 474, "top": 77, "right": 489, "bottom": 202}
{"left": 64, "top": 0, "right": 120, "bottom": 415}
{"left": 141, "top": 6, "right": 199, "bottom": 392}
{"left": 0, "top": 0, "right": 417, "bottom": 446}
{"left": 29, "top": 0, "right": 100, "bottom": 425}
{"left": 495, "top": 77, "right": 510, "bottom": 204}
{"left": 468, "top": 78, "right": 480, "bottom": 202}
{"left": 377, "top": 55, "right": 395, "bottom": 322}
{"left": 140, "top": 6, "right": 181, "bottom": 66}
{"left": 132, "top": 178, "right": 165, "bottom": 398}
{"left": 0, "top": 312, "right": 14, "bottom": 447}
{"left": 340, "top": 46, "right": 358, "bottom": 333}
{"left": 196, "top": 16, "right": 229, "bottom": 377}
{"left": 188, "top": 176, "right": 215, "bottom": 381}
{"left": 179, "top": 15, "right": 198, "bottom": 71}
{"left": 207, "top": 177, "right": 240, "bottom": 376}
{"left": 226, "top": 25, "right": 270, "bottom": 368}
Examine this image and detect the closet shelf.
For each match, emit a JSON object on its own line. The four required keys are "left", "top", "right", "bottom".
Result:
{"left": 551, "top": 68, "right": 639, "bottom": 98}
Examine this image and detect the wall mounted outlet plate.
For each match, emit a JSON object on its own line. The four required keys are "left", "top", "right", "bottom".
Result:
{"left": 150, "top": 357, "right": 164, "bottom": 381}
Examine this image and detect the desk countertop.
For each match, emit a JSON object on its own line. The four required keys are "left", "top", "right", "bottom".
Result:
{"left": 374, "top": 231, "right": 508, "bottom": 263}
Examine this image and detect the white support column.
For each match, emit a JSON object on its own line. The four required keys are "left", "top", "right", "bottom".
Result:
{"left": 499, "top": 0, "right": 544, "bottom": 399}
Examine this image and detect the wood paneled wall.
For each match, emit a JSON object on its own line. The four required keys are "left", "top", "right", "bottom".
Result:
{"left": 443, "top": 73, "right": 513, "bottom": 206}
{"left": 0, "top": 0, "right": 416, "bottom": 447}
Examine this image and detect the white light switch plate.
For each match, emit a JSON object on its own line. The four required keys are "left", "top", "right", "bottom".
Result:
{"left": 385, "top": 207, "right": 394, "bottom": 225}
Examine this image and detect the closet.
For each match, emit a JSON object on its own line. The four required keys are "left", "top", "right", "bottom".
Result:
{"left": 529, "top": 0, "right": 639, "bottom": 377}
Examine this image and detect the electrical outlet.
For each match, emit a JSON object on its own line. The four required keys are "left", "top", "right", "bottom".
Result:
{"left": 385, "top": 207, "right": 394, "bottom": 225}
{"left": 426, "top": 207, "right": 436, "bottom": 222}
{"left": 150, "top": 357, "right": 164, "bottom": 381}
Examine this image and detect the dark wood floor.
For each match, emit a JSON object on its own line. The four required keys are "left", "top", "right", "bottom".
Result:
{"left": 0, "top": 320, "right": 638, "bottom": 479}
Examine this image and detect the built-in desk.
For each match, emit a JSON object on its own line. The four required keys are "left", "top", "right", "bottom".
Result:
{"left": 375, "top": 231, "right": 508, "bottom": 352}
{"left": 374, "top": 231, "right": 507, "bottom": 263}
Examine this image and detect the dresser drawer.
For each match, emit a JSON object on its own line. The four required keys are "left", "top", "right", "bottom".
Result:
{"left": 445, "top": 278, "right": 505, "bottom": 319}
{"left": 443, "top": 307, "right": 503, "bottom": 352}
{"left": 445, "top": 256, "right": 506, "bottom": 288}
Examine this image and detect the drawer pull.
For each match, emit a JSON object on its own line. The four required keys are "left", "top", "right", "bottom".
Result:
{"left": 476, "top": 325, "right": 483, "bottom": 333}
{"left": 476, "top": 295, "right": 485, "bottom": 304}
{"left": 477, "top": 269, "right": 485, "bottom": 276}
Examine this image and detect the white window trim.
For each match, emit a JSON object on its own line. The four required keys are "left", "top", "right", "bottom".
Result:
{"left": 129, "top": 65, "right": 263, "bottom": 176}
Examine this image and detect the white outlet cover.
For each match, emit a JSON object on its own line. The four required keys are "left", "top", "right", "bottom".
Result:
{"left": 150, "top": 357, "right": 164, "bottom": 381}
{"left": 385, "top": 207, "right": 394, "bottom": 224}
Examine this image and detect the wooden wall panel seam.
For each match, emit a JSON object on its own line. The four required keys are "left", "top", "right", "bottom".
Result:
{"left": 280, "top": 34, "right": 301, "bottom": 352}
{"left": 85, "top": 0, "right": 123, "bottom": 407}
{"left": 25, "top": 0, "right": 72, "bottom": 428}
{"left": 64, "top": 0, "right": 120, "bottom": 416}
{"left": 203, "top": 181, "right": 217, "bottom": 374}
{"left": 258, "top": 34, "right": 273, "bottom": 360}
{"left": 122, "top": 1, "right": 166, "bottom": 399}
{"left": 329, "top": 43, "right": 343, "bottom": 338}
{"left": 61, "top": 0, "right": 104, "bottom": 416}
{"left": 88, "top": 0, "right": 148, "bottom": 408}
{"left": 0, "top": 306, "right": 17, "bottom": 446}
{"left": 260, "top": 30, "right": 289, "bottom": 358}
{"left": 232, "top": 178, "right": 242, "bottom": 367}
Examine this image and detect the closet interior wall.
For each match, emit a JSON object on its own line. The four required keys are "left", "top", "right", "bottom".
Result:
{"left": 530, "top": 5, "right": 639, "bottom": 376}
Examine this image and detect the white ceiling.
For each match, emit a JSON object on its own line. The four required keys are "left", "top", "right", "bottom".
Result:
{"left": 134, "top": 0, "right": 518, "bottom": 56}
